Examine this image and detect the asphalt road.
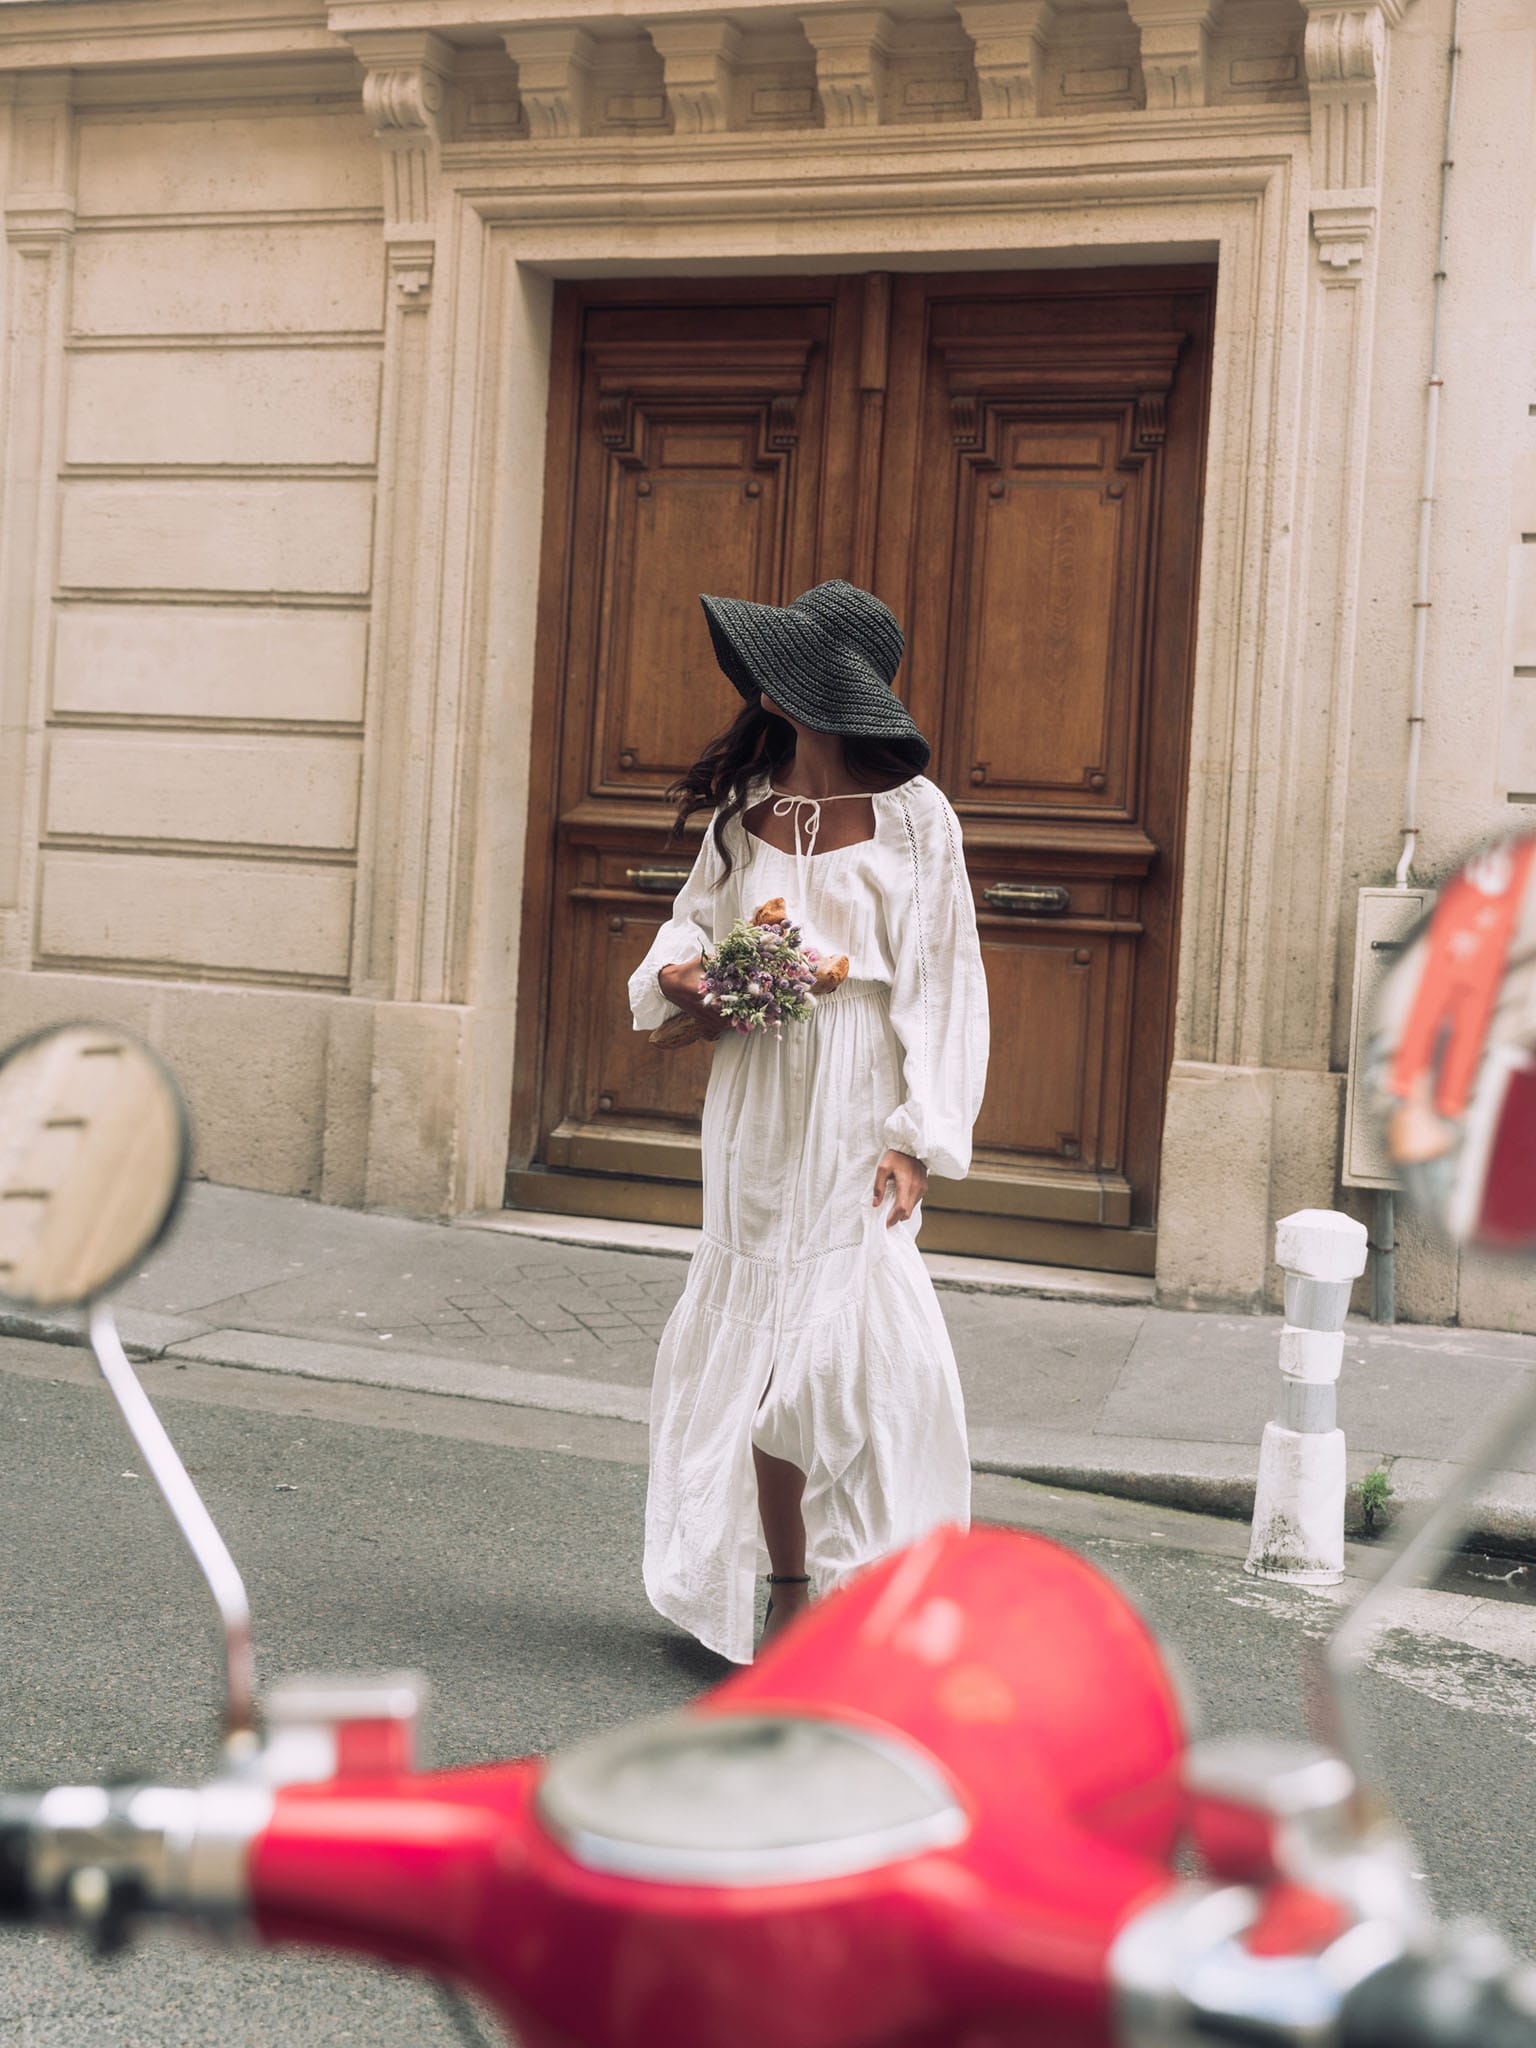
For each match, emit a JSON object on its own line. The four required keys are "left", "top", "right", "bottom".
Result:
{"left": 2, "top": 1334, "right": 1534, "bottom": 2047}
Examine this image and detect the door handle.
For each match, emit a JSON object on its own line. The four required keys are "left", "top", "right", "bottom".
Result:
{"left": 983, "top": 883, "right": 1071, "bottom": 915}
{"left": 627, "top": 866, "right": 692, "bottom": 894}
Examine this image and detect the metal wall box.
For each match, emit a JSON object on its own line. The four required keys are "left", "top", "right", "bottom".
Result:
{"left": 1341, "top": 886, "right": 1434, "bottom": 1189}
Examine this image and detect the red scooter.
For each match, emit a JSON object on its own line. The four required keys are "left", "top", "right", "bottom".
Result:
{"left": 2, "top": 1021, "right": 1534, "bottom": 2047}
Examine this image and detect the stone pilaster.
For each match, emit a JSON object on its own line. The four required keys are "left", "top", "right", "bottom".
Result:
{"left": 800, "top": 9, "right": 897, "bottom": 126}
{"left": 502, "top": 26, "right": 598, "bottom": 140}
{"left": 352, "top": 30, "right": 452, "bottom": 300}
{"left": 646, "top": 18, "right": 744, "bottom": 134}
{"left": 1124, "top": 0, "right": 1225, "bottom": 108}
{"left": 1303, "top": 0, "right": 1401, "bottom": 196}
{"left": 1264, "top": 0, "right": 1404, "bottom": 1074}
{"left": 957, "top": 0, "right": 1055, "bottom": 118}
{"left": 344, "top": 32, "right": 455, "bottom": 1001}
{"left": 0, "top": 72, "right": 75, "bottom": 963}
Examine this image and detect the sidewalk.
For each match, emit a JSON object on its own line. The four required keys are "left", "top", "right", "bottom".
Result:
{"left": 8, "top": 1184, "right": 1536, "bottom": 1551}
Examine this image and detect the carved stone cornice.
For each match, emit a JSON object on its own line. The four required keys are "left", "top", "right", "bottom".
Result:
{"left": 1301, "top": 0, "right": 1403, "bottom": 195}
{"left": 5, "top": 70, "right": 75, "bottom": 242}
{"left": 1124, "top": 0, "right": 1226, "bottom": 110}
{"left": 646, "top": 18, "right": 744, "bottom": 135}
{"left": 800, "top": 8, "right": 897, "bottom": 127}
{"left": 351, "top": 29, "right": 452, "bottom": 154}
{"left": 956, "top": 0, "right": 1055, "bottom": 119}
{"left": 347, "top": 29, "right": 453, "bottom": 298}
{"left": 1310, "top": 199, "right": 1375, "bottom": 271}
{"left": 4, "top": 204, "right": 76, "bottom": 252}
{"left": 1302, "top": 0, "right": 1402, "bottom": 85}
{"left": 362, "top": 65, "right": 442, "bottom": 136}
{"left": 502, "top": 25, "right": 598, "bottom": 140}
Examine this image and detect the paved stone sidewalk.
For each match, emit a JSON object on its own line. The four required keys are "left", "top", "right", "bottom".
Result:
{"left": 7, "top": 1182, "right": 1536, "bottom": 1548}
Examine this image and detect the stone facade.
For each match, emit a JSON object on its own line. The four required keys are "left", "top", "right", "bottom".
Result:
{"left": 0, "top": 0, "right": 1531, "bottom": 1326}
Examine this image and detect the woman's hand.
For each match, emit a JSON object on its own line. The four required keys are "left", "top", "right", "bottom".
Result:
{"left": 658, "top": 956, "right": 724, "bottom": 1036}
{"left": 872, "top": 1148, "right": 928, "bottom": 1227}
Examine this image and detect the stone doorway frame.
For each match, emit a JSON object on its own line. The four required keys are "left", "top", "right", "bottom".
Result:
{"left": 350, "top": 75, "right": 1378, "bottom": 1302}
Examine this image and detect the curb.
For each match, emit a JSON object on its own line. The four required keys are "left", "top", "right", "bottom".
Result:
{"left": 9, "top": 1308, "right": 1536, "bottom": 1558}
{"left": 971, "top": 1442, "right": 1536, "bottom": 1562}
{"left": 0, "top": 1310, "right": 648, "bottom": 1428}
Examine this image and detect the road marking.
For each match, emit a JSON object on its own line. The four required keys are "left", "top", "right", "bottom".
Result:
{"left": 1224, "top": 1577, "right": 1536, "bottom": 1734}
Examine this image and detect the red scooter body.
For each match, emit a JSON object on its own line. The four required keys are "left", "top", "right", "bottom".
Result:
{"left": 251, "top": 1526, "right": 1186, "bottom": 2046}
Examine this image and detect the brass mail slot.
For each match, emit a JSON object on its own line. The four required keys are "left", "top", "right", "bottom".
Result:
{"left": 626, "top": 866, "right": 692, "bottom": 894}
{"left": 983, "top": 883, "right": 1071, "bottom": 915}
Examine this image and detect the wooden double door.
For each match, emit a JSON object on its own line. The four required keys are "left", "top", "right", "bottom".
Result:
{"left": 510, "top": 268, "right": 1214, "bottom": 1273}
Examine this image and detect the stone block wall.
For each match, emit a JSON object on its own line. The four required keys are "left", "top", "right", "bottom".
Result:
{"left": 36, "top": 79, "right": 382, "bottom": 985}
{"left": 0, "top": 53, "right": 397, "bottom": 1202}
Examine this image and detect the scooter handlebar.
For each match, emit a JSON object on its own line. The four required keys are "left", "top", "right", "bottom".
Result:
{"left": 1341, "top": 1938, "right": 1536, "bottom": 2048}
{"left": 9, "top": 1774, "right": 1536, "bottom": 2048}
{"left": 0, "top": 1781, "right": 272, "bottom": 1949}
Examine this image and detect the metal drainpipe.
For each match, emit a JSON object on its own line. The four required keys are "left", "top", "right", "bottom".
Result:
{"left": 1371, "top": 1188, "right": 1395, "bottom": 1323}
{"left": 1394, "top": 0, "right": 1462, "bottom": 893}
{"left": 1372, "top": 0, "right": 1462, "bottom": 1325}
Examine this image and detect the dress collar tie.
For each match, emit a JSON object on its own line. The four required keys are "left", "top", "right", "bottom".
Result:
{"left": 770, "top": 791, "right": 825, "bottom": 856}
{"left": 770, "top": 786, "right": 876, "bottom": 909}
{"left": 767, "top": 788, "right": 869, "bottom": 914}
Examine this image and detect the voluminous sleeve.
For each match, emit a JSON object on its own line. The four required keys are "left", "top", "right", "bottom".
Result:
{"left": 627, "top": 823, "right": 723, "bottom": 1033}
{"left": 878, "top": 782, "right": 990, "bottom": 1179}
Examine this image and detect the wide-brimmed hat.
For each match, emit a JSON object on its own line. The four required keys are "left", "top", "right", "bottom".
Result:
{"left": 700, "top": 579, "right": 930, "bottom": 773}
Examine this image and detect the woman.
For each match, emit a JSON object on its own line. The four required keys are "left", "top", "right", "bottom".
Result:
{"left": 628, "top": 578, "right": 990, "bottom": 1663}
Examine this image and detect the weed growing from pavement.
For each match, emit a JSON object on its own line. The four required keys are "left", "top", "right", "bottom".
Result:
{"left": 1359, "top": 1465, "right": 1395, "bottom": 1533}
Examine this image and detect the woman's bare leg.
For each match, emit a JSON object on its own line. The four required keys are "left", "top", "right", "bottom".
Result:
{"left": 755, "top": 1445, "right": 811, "bottom": 1643}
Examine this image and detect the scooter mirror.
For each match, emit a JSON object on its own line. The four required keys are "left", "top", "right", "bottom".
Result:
{"left": 0, "top": 1022, "right": 189, "bottom": 1311}
{"left": 0, "top": 1025, "right": 250, "bottom": 1740}
{"left": 1367, "top": 830, "right": 1536, "bottom": 1251}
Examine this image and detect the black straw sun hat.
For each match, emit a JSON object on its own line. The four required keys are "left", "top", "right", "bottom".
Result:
{"left": 700, "top": 579, "right": 930, "bottom": 774}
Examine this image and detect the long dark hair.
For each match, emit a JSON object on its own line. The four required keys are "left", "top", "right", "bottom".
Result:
{"left": 666, "top": 701, "right": 919, "bottom": 878}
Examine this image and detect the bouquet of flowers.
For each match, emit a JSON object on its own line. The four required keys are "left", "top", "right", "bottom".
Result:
{"left": 650, "top": 898, "right": 848, "bottom": 1050}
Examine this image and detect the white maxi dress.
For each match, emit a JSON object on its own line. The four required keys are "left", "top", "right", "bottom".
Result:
{"left": 628, "top": 770, "right": 990, "bottom": 1665}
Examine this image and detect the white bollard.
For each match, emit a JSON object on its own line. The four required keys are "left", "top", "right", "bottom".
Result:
{"left": 1244, "top": 1209, "right": 1369, "bottom": 1586}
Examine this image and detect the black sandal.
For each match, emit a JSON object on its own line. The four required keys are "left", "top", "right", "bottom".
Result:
{"left": 763, "top": 1573, "right": 811, "bottom": 1630}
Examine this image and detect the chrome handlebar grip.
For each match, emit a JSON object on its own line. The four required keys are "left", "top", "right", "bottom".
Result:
{"left": 0, "top": 1782, "right": 272, "bottom": 1951}
{"left": 1111, "top": 1883, "right": 1409, "bottom": 2046}
{"left": 0, "top": 1669, "right": 425, "bottom": 1953}
{"left": 1339, "top": 1931, "right": 1536, "bottom": 2048}
{"left": 0, "top": 1795, "right": 37, "bottom": 1923}
{"left": 1111, "top": 1735, "right": 1428, "bottom": 2046}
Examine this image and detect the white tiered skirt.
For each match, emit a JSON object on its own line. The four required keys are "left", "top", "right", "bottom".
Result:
{"left": 643, "top": 977, "right": 971, "bottom": 1664}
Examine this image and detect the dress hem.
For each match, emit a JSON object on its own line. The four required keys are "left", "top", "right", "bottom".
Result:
{"left": 645, "top": 1578, "right": 754, "bottom": 1667}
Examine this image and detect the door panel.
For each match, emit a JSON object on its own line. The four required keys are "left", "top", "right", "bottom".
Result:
{"left": 973, "top": 936, "right": 1097, "bottom": 1157}
{"left": 598, "top": 427, "right": 777, "bottom": 780}
{"left": 551, "top": 859, "right": 718, "bottom": 1173}
{"left": 590, "top": 341, "right": 819, "bottom": 792}
{"left": 884, "top": 274, "right": 1208, "bottom": 1243}
{"left": 524, "top": 287, "right": 857, "bottom": 1191}
{"left": 960, "top": 457, "right": 1125, "bottom": 805}
{"left": 511, "top": 270, "right": 1213, "bottom": 1271}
